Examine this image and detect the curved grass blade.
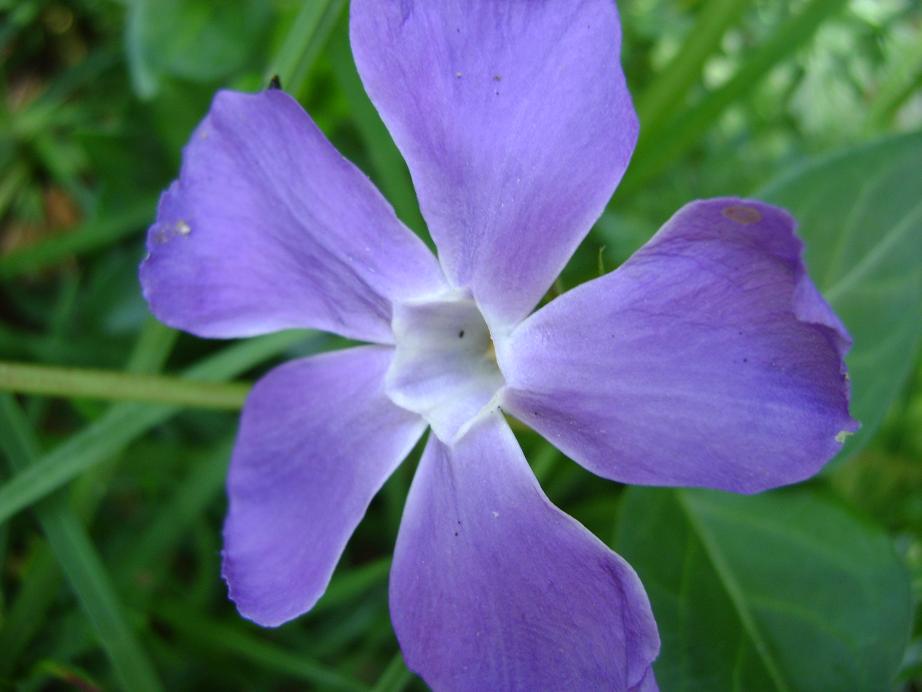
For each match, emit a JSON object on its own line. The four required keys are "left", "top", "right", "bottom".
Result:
{"left": 0, "top": 330, "right": 318, "bottom": 527}
{"left": 0, "top": 395, "right": 162, "bottom": 692}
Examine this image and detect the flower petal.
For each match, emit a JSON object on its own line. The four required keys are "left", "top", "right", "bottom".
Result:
{"left": 140, "top": 89, "right": 446, "bottom": 343}
{"left": 351, "top": 0, "right": 636, "bottom": 329}
{"left": 390, "top": 414, "right": 659, "bottom": 690}
{"left": 499, "top": 199, "right": 859, "bottom": 493}
{"left": 222, "top": 346, "right": 425, "bottom": 627}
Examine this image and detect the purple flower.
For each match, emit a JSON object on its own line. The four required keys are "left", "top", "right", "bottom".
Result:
{"left": 140, "top": 1, "right": 857, "bottom": 689}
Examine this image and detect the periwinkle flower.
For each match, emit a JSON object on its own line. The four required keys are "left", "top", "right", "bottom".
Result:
{"left": 140, "top": 1, "right": 857, "bottom": 690}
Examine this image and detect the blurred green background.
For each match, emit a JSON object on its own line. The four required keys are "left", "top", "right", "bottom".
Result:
{"left": 1, "top": 0, "right": 920, "bottom": 689}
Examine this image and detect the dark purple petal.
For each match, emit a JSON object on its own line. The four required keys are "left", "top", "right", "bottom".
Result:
{"left": 499, "top": 198, "right": 858, "bottom": 493}
{"left": 351, "top": 0, "right": 637, "bottom": 329}
{"left": 140, "top": 89, "right": 446, "bottom": 343}
{"left": 390, "top": 414, "right": 659, "bottom": 690}
{"left": 222, "top": 346, "right": 425, "bottom": 627}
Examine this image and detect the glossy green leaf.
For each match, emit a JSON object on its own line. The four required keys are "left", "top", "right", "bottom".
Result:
{"left": 615, "top": 487, "right": 911, "bottom": 691}
{"left": 760, "top": 131, "right": 922, "bottom": 459}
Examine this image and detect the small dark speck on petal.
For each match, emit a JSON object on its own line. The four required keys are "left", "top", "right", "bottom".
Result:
{"left": 454, "top": 531, "right": 459, "bottom": 537}
{"left": 722, "top": 205, "right": 762, "bottom": 225}
{"left": 459, "top": 330, "right": 465, "bottom": 338}
{"left": 743, "top": 358, "right": 748, "bottom": 363}
{"left": 493, "top": 74, "right": 502, "bottom": 82}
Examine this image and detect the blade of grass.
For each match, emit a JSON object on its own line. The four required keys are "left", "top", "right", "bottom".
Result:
{"left": 154, "top": 601, "right": 365, "bottom": 691}
{"left": 371, "top": 651, "right": 414, "bottom": 692}
{"left": 0, "top": 545, "right": 60, "bottom": 675}
{"left": 0, "top": 317, "right": 177, "bottom": 675}
{"left": 124, "top": 319, "right": 178, "bottom": 374}
{"left": 311, "top": 557, "right": 391, "bottom": 617}
{"left": 0, "top": 194, "right": 157, "bottom": 279}
{"left": 620, "top": 0, "right": 848, "bottom": 197}
{"left": 0, "top": 330, "right": 317, "bottom": 527}
{"left": 268, "top": 0, "right": 347, "bottom": 98}
{"left": 0, "top": 395, "right": 162, "bottom": 692}
{"left": 866, "top": 36, "right": 922, "bottom": 131}
{"left": 0, "top": 361, "right": 250, "bottom": 410}
{"left": 635, "top": 0, "right": 748, "bottom": 139}
{"left": 118, "top": 439, "right": 232, "bottom": 583}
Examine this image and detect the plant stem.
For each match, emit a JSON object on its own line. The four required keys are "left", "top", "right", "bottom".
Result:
{"left": 0, "top": 361, "right": 250, "bottom": 410}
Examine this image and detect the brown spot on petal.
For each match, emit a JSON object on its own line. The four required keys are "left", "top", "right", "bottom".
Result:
{"left": 722, "top": 205, "right": 762, "bottom": 225}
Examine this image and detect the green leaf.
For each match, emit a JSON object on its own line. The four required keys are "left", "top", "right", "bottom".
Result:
{"left": 126, "top": 0, "right": 272, "bottom": 98}
{"left": 760, "top": 131, "right": 922, "bottom": 459}
{"left": 615, "top": 487, "right": 912, "bottom": 692}
{"left": 0, "top": 395, "right": 162, "bottom": 692}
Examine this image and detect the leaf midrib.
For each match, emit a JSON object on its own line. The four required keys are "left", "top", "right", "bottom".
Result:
{"left": 675, "top": 490, "right": 793, "bottom": 692}
{"left": 826, "top": 195, "right": 922, "bottom": 304}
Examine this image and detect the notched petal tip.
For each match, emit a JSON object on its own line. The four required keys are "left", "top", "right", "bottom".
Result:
{"left": 502, "top": 195, "right": 859, "bottom": 493}
{"left": 221, "top": 547, "right": 318, "bottom": 629}
{"left": 722, "top": 196, "right": 860, "bottom": 481}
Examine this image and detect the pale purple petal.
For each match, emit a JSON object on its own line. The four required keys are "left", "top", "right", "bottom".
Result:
{"left": 499, "top": 199, "right": 858, "bottom": 493}
{"left": 390, "top": 414, "right": 659, "bottom": 690}
{"left": 222, "top": 346, "right": 425, "bottom": 627}
{"left": 351, "top": 0, "right": 637, "bottom": 329}
{"left": 140, "top": 89, "right": 446, "bottom": 343}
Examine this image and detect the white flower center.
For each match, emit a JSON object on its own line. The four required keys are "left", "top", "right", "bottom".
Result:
{"left": 385, "top": 291, "right": 506, "bottom": 443}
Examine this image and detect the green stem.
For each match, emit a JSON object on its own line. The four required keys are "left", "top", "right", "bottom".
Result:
{"left": 0, "top": 330, "right": 318, "bottom": 528}
{"left": 866, "top": 35, "right": 922, "bottom": 131}
{"left": 268, "top": 0, "right": 347, "bottom": 98}
{"left": 636, "top": 0, "right": 748, "bottom": 139}
{"left": 0, "top": 361, "right": 250, "bottom": 410}
{"left": 620, "top": 0, "right": 848, "bottom": 197}
{"left": 0, "top": 317, "right": 178, "bottom": 675}
{"left": 370, "top": 651, "right": 414, "bottom": 692}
